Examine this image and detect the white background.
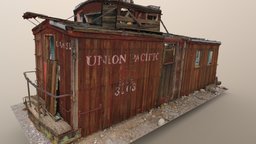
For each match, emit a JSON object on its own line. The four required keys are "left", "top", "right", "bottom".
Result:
{"left": 0, "top": 0, "right": 255, "bottom": 143}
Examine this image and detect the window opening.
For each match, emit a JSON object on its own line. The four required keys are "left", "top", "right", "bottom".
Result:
{"left": 49, "top": 36, "right": 55, "bottom": 60}
{"left": 207, "top": 50, "right": 213, "bottom": 65}
{"left": 195, "top": 50, "right": 201, "bottom": 67}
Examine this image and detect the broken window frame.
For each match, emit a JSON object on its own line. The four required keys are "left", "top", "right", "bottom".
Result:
{"left": 84, "top": 12, "right": 102, "bottom": 25}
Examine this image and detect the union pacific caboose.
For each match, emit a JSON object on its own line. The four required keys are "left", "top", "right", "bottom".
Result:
{"left": 22, "top": 0, "right": 221, "bottom": 143}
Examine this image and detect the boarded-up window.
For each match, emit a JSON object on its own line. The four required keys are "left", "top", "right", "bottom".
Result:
{"left": 195, "top": 50, "right": 201, "bottom": 67}
{"left": 163, "top": 49, "right": 175, "bottom": 64}
{"left": 163, "top": 43, "right": 175, "bottom": 65}
{"left": 207, "top": 50, "right": 213, "bottom": 65}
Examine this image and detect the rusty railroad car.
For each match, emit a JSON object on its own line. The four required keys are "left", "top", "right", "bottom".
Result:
{"left": 22, "top": 0, "right": 221, "bottom": 143}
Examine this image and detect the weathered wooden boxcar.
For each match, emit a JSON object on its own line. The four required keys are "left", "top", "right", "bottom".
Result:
{"left": 22, "top": 0, "right": 221, "bottom": 143}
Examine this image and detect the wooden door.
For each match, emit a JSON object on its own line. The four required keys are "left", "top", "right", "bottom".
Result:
{"left": 158, "top": 43, "right": 176, "bottom": 103}
{"left": 44, "top": 35, "right": 58, "bottom": 115}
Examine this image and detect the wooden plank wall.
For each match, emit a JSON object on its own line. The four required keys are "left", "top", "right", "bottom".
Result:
{"left": 35, "top": 33, "right": 44, "bottom": 99}
{"left": 74, "top": 1, "right": 161, "bottom": 32}
{"left": 55, "top": 32, "right": 72, "bottom": 124}
{"left": 101, "top": 2, "right": 161, "bottom": 32}
{"left": 180, "top": 42, "right": 220, "bottom": 96}
{"left": 76, "top": 34, "right": 163, "bottom": 136}
{"left": 102, "top": 4, "right": 117, "bottom": 28}
{"left": 34, "top": 27, "right": 72, "bottom": 124}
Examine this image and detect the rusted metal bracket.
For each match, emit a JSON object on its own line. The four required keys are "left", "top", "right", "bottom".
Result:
{"left": 79, "top": 104, "right": 102, "bottom": 118}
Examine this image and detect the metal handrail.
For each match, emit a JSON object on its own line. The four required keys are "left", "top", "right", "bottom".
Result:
{"left": 24, "top": 71, "right": 72, "bottom": 120}
{"left": 23, "top": 71, "right": 72, "bottom": 99}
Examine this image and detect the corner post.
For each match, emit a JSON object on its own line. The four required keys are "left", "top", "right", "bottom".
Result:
{"left": 71, "top": 38, "right": 79, "bottom": 130}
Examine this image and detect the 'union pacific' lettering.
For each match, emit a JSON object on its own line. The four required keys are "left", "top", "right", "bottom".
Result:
{"left": 86, "top": 55, "right": 127, "bottom": 66}
{"left": 132, "top": 53, "right": 159, "bottom": 62}
{"left": 86, "top": 52, "right": 159, "bottom": 66}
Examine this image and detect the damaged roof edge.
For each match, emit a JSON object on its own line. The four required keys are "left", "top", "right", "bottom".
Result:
{"left": 23, "top": 12, "right": 48, "bottom": 19}
{"left": 23, "top": 12, "right": 70, "bottom": 23}
{"left": 23, "top": 12, "right": 220, "bottom": 44}
{"left": 49, "top": 20, "right": 66, "bottom": 30}
{"left": 165, "top": 33, "right": 221, "bottom": 45}
{"left": 23, "top": 11, "right": 86, "bottom": 30}
{"left": 190, "top": 38, "right": 221, "bottom": 45}
{"left": 23, "top": 11, "right": 163, "bottom": 36}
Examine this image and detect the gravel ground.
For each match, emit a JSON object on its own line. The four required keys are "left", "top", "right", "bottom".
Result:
{"left": 11, "top": 104, "right": 51, "bottom": 144}
{"left": 12, "top": 85, "right": 226, "bottom": 144}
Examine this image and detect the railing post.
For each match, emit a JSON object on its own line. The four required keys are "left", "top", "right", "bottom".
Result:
{"left": 37, "top": 93, "right": 40, "bottom": 118}
{"left": 27, "top": 81, "right": 32, "bottom": 107}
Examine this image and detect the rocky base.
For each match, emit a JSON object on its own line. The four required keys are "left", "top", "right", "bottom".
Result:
{"left": 12, "top": 85, "right": 226, "bottom": 144}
